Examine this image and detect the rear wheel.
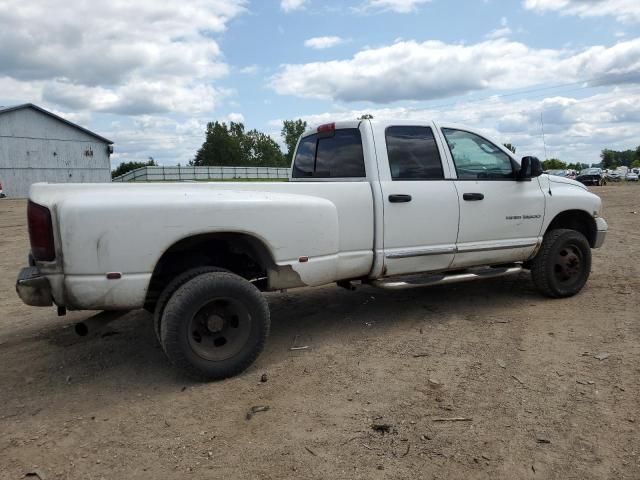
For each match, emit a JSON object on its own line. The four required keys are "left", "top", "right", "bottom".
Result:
{"left": 160, "top": 271, "right": 270, "bottom": 380}
{"left": 153, "top": 267, "right": 228, "bottom": 344}
{"left": 530, "top": 229, "right": 591, "bottom": 298}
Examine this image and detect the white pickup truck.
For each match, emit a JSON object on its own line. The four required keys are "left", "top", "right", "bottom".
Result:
{"left": 16, "top": 119, "right": 607, "bottom": 379}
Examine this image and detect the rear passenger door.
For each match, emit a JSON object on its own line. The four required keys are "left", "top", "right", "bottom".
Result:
{"left": 374, "top": 122, "right": 460, "bottom": 276}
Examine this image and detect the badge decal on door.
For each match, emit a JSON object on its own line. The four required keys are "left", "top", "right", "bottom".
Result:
{"left": 506, "top": 214, "right": 541, "bottom": 220}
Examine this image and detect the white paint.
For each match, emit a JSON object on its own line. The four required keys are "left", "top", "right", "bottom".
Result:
{"left": 24, "top": 119, "right": 606, "bottom": 311}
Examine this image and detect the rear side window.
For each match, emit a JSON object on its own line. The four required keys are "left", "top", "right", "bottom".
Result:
{"left": 292, "top": 129, "right": 366, "bottom": 178}
{"left": 385, "top": 126, "right": 444, "bottom": 180}
{"left": 291, "top": 136, "right": 316, "bottom": 177}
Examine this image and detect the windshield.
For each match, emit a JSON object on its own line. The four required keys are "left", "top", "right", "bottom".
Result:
{"left": 580, "top": 168, "right": 600, "bottom": 175}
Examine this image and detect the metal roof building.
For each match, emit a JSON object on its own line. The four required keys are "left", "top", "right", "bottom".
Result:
{"left": 0, "top": 104, "right": 113, "bottom": 198}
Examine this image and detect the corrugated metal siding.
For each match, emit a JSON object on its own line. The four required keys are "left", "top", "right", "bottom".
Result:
{"left": 0, "top": 108, "right": 111, "bottom": 197}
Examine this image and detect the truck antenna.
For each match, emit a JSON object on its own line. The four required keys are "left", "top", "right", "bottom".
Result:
{"left": 540, "top": 111, "right": 548, "bottom": 160}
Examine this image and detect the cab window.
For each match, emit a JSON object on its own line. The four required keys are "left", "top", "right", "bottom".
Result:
{"left": 292, "top": 129, "right": 366, "bottom": 178}
{"left": 442, "top": 128, "right": 514, "bottom": 180}
{"left": 385, "top": 126, "right": 444, "bottom": 180}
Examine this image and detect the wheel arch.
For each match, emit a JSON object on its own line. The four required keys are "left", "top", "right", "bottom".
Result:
{"left": 144, "top": 232, "right": 278, "bottom": 309}
{"left": 545, "top": 210, "right": 597, "bottom": 247}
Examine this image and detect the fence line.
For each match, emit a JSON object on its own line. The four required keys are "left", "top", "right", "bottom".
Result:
{"left": 112, "top": 165, "right": 290, "bottom": 182}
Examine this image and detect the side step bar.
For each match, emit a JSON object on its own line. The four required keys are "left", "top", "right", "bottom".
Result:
{"left": 370, "top": 265, "right": 523, "bottom": 290}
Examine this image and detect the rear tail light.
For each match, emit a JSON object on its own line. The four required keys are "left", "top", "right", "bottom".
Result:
{"left": 27, "top": 201, "right": 56, "bottom": 261}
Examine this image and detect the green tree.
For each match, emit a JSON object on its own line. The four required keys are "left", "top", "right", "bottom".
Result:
{"left": 600, "top": 149, "right": 615, "bottom": 169}
{"left": 191, "top": 121, "right": 287, "bottom": 167}
{"left": 503, "top": 143, "right": 516, "bottom": 154}
{"left": 244, "top": 130, "right": 286, "bottom": 167}
{"left": 191, "top": 121, "right": 246, "bottom": 166}
{"left": 111, "top": 157, "right": 156, "bottom": 178}
{"left": 542, "top": 158, "right": 567, "bottom": 170}
{"left": 600, "top": 146, "right": 640, "bottom": 169}
{"left": 281, "top": 119, "right": 307, "bottom": 165}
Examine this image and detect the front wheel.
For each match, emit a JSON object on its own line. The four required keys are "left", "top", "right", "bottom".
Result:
{"left": 530, "top": 229, "right": 592, "bottom": 298}
{"left": 160, "top": 271, "right": 270, "bottom": 380}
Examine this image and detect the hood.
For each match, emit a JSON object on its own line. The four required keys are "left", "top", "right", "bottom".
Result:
{"left": 546, "top": 174, "right": 587, "bottom": 190}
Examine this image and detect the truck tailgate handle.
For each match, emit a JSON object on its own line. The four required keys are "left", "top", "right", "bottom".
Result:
{"left": 463, "top": 193, "right": 484, "bottom": 201}
{"left": 388, "top": 194, "right": 412, "bottom": 203}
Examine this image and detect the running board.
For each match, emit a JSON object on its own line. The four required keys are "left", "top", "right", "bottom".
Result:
{"left": 371, "top": 265, "right": 523, "bottom": 290}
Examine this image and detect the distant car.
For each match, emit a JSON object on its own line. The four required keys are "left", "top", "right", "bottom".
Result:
{"left": 576, "top": 168, "right": 606, "bottom": 186}
{"left": 0, "top": 180, "right": 5, "bottom": 198}
{"left": 606, "top": 172, "right": 623, "bottom": 182}
{"left": 626, "top": 172, "right": 639, "bottom": 182}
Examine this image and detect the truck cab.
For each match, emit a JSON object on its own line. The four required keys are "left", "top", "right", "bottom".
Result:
{"left": 290, "top": 119, "right": 604, "bottom": 279}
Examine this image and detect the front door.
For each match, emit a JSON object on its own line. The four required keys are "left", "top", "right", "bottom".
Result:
{"left": 437, "top": 126, "right": 546, "bottom": 268}
{"left": 375, "top": 122, "right": 460, "bottom": 276}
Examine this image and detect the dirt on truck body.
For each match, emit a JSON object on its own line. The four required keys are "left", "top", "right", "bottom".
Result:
{"left": 1, "top": 186, "right": 639, "bottom": 479}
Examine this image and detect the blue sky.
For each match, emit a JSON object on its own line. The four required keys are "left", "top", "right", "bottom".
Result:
{"left": 1, "top": 0, "right": 639, "bottom": 167}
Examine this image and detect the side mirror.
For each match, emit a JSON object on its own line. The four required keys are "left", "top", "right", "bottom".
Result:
{"left": 530, "top": 157, "right": 543, "bottom": 177}
{"left": 518, "top": 156, "right": 543, "bottom": 181}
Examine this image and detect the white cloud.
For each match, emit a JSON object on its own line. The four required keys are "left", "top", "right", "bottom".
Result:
{"left": 0, "top": 0, "right": 246, "bottom": 115}
{"left": 280, "top": 0, "right": 307, "bottom": 13}
{"left": 485, "top": 26, "right": 512, "bottom": 39}
{"left": 273, "top": 86, "right": 640, "bottom": 165}
{"left": 360, "top": 0, "right": 431, "bottom": 13}
{"left": 270, "top": 38, "right": 640, "bottom": 103}
{"left": 304, "top": 36, "right": 345, "bottom": 49}
{"left": 40, "top": 79, "right": 231, "bottom": 115}
{"left": 523, "top": 0, "right": 640, "bottom": 23}
{"left": 486, "top": 17, "right": 512, "bottom": 38}
{"left": 106, "top": 117, "right": 207, "bottom": 167}
{"left": 238, "top": 65, "right": 259, "bottom": 75}
{"left": 0, "top": 77, "right": 42, "bottom": 105}
{"left": 226, "top": 112, "right": 245, "bottom": 123}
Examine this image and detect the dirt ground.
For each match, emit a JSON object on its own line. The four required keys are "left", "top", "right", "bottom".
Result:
{"left": 1, "top": 185, "right": 639, "bottom": 480}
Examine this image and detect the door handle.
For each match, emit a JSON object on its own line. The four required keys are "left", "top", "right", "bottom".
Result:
{"left": 388, "top": 194, "right": 412, "bottom": 203}
{"left": 463, "top": 193, "right": 484, "bottom": 201}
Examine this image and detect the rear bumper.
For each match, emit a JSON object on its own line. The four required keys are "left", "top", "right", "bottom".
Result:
{"left": 593, "top": 217, "right": 608, "bottom": 249}
{"left": 16, "top": 266, "right": 53, "bottom": 307}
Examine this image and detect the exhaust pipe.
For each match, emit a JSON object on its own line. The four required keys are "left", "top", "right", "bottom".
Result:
{"left": 75, "top": 310, "right": 129, "bottom": 336}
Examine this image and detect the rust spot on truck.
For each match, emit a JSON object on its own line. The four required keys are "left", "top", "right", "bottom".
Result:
{"left": 268, "top": 265, "right": 306, "bottom": 290}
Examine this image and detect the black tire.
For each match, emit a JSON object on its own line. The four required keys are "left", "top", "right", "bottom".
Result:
{"left": 153, "top": 266, "right": 228, "bottom": 344}
{"left": 160, "top": 271, "right": 270, "bottom": 380}
{"left": 530, "top": 229, "right": 591, "bottom": 298}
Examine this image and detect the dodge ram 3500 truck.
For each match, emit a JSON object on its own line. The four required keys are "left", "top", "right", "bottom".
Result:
{"left": 16, "top": 119, "right": 608, "bottom": 380}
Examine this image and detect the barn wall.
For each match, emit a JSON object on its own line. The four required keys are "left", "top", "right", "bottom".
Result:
{"left": 0, "top": 108, "right": 111, "bottom": 197}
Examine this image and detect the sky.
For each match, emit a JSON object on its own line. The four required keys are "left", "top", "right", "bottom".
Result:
{"left": 1, "top": 0, "right": 639, "bottom": 167}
